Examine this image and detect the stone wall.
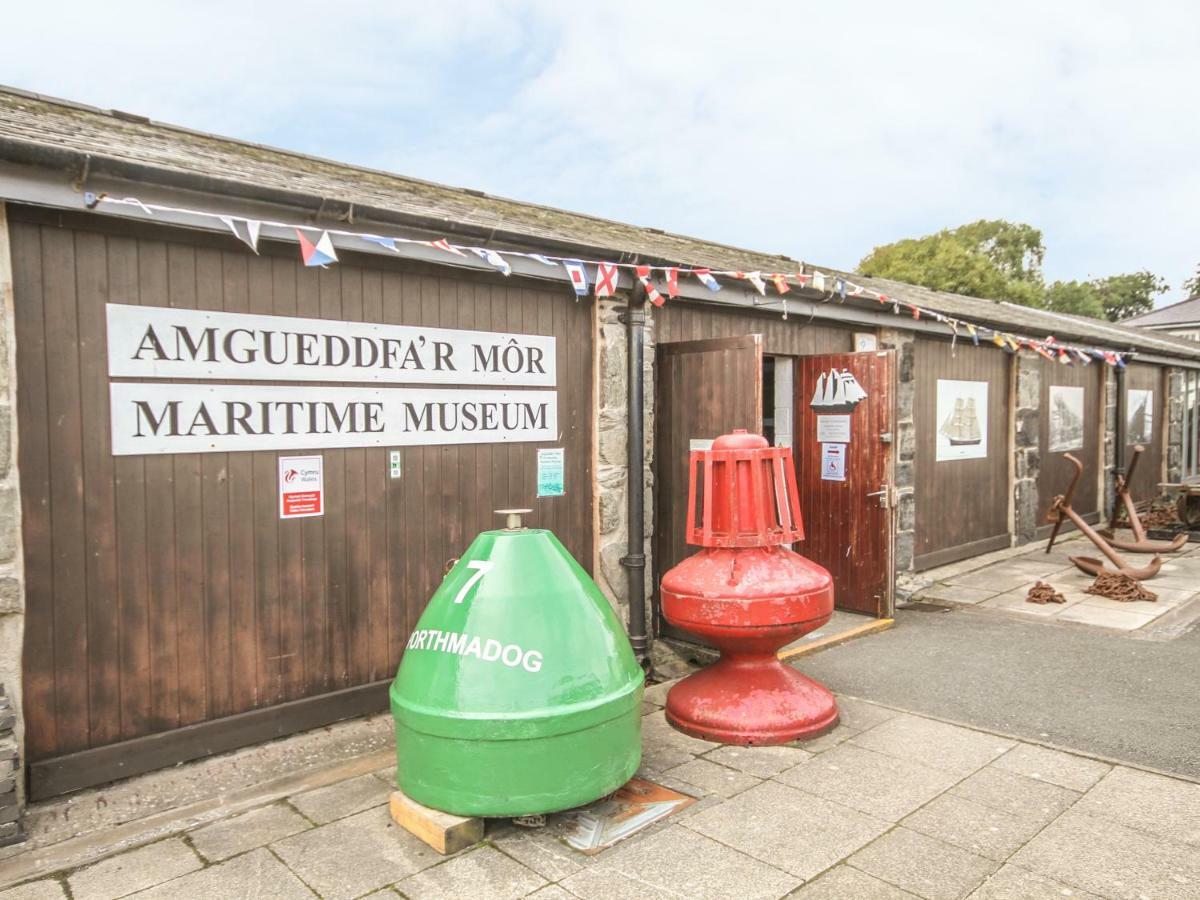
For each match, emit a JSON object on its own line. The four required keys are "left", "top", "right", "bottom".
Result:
{"left": 592, "top": 295, "right": 654, "bottom": 633}
{"left": 0, "top": 684, "right": 21, "bottom": 846}
{"left": 1013, "top": 353, "right": 1041, "bottom": 545}
{"left": 1167, "top": 368, "right": 1184, "bottom": 484}
{"left": 0, "top": 204, "right": 24, "bottom": 820}
{"left": 879, "top": 329, "right": 915, "bottom": 572}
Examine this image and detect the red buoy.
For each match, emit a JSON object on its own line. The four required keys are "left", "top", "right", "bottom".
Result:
{"left": 660, "top": 430, "right": 839, "bottom": 744}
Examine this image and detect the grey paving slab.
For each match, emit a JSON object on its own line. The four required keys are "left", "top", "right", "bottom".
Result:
{"left": 944, "top": 568, "right": 1039, "bottom": 591}
{"left": 1071, "top": 765, "right": 1200, "bottom": 846}
{"left": 270, "top": 806, "right": 442, "bottom": 900}
{"left": 1010, "top": 810, "right": 1200, "bottom": 899}
{"left": 849, "top": 827, "right": 998, "bottom": 900}
{"left": 527, "top": 887, "right": 577, "bottom": 900}
{"left": 372, "top": 764, "right": 397, "bottom": 787}
{"left": 288, "top": 772, "right": 391, "bottom": 824}
{"left": 125, "top": 848, "right": 316, "bottom": 900}
{"left": 66, "top": 838, "right": 202, "bottom": 900}
{"left": 989, "top": 744, "right": 1111, "bottom": 793}
{"left": 394, "top": 845, "right": 546, "bottom": 900}
{"left": 788, "top": 864, "right": 919, "bottom": 898}
{"left": 356, "top": 891, "right": 401, "bottom": 900}
{"left": 795, "top": 722, "right": 860, "bottom": 754}
{"left": 188, "top": 801, "right": 311, "bottom": 862}
{"left": 849, "top": 714, "right": 1014, "bottom": 776}
{"left": 560, "top": 824, "right": 799, "bottom": 900}
{"left": 663, "top": 757, "right": 761, "bottom": 798}
{"left": 918, "top": 584, "right": 998, "bottom": 605}
{"left": 642, "top": 679, "right": 679, "bottom": 708}
{"left": 0, "top": 881, "right": 66, "bottom": 900}
{"left": 949, "top": 767, "right": 1080, "bottom": 824}
{"left": 1056, "top": 603, "right": 1157, "bottom": 630}
{"left": 702, "top": 743, "right": 812, "bottom": 778}
{"left": 683, "top": 780, "right": 889, "bottom": 881}
{"left": 902, "top": 793, "right": 1047, "bottom": 861}
{"left": 979, "top": 591, "right": 1079, "bottom": 617}
{"left": 834, "top": 696, "right": 900, "bottom": 732}
{"left": 489, "top": 823, "right": 588, "bottom": 881}
{"left": 776, "top": 743, "right": 959, "bottom": 822}
{"left": 965, "top": 863, "right": 1102, "bottom": 899}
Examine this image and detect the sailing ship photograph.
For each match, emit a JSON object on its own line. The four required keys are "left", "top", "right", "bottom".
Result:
{"left": 1127, "top": 389, "right": 1154, "bottom": 445}
{"left": 810, "top": 367, "right": 868, "bottom": 413}
{"left": 936, "top": 379, "right": 989, "bottom": 461}
{"left": 1048, "top": 385, "right": 1086, "bottom": 452}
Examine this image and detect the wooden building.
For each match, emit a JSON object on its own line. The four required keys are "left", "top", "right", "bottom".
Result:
{"left": 0, "top": 87, "right": 1197, "bottom": 806}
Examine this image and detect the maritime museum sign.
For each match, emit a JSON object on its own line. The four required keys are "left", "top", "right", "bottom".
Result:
{"left": 106, "top": 304, "right": 557, "bottom": 456}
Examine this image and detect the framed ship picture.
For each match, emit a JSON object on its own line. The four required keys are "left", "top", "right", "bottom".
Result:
{"left": 1126, "top": 389, "right": 1154, "bottom": 444}
{"left": 936, "top": 379, "right": 989, "bottom": 461}
{"left": 1048, "top": 385, "right": 1086, "bottom": 452}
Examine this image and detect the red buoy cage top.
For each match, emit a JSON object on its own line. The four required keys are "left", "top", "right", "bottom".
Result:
{"left": 685, "top": 430, "right": 805, "bottom": 548}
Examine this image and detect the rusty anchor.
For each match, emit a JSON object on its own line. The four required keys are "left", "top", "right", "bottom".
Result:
{"left": 1046, "top": 452, "right": 1162, "bottom": 581}
{"left": 1096, "top": 445, "right": 1188, "bottom": 554}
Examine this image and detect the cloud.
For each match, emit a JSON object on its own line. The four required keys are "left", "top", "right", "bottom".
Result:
{"left": 4, "top": 1, "right": 1198, "bottom": 300}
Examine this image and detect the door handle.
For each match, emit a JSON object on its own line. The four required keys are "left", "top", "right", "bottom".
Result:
{"left": 866, "top": 484, "right": 893, "bottom": 509}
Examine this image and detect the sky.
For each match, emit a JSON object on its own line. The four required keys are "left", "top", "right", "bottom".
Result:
{"left": 4, "top": 2, "right": 1199, "bottom": 304}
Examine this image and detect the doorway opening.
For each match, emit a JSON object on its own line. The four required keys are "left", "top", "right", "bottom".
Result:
{"left": 763, "top": 355, "right": 794, "bottom": 448}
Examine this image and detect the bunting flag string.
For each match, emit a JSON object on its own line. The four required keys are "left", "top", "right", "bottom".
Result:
{"left": 87, "top": 192, "right": 1135, "bottom": 369}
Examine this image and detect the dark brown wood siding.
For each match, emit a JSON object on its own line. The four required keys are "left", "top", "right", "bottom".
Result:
{"left": 913, "top": 337, "right": 1011, "bottom": 569}
{"left": 654, "top": 300, "right": 853, "bottom": 356}
{"left": 12, "top": 207, "right": 593, "bottom": 768}
{"left": 1122, "top": 363, "right": 1166, "bottom": 501}
{"left": 1036, "top": 358, "right": 1104, "bottom": 531}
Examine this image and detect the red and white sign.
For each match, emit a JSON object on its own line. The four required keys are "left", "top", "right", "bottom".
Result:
{"left": 279, "top": 455, "right": 324, "bottom": 519}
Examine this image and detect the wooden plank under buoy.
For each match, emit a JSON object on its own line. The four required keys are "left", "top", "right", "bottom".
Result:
{"left": 389, "top": 789, "right": 484, "bottom": 855}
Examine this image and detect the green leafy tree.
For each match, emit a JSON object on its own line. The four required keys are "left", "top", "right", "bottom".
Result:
{"left": 859, "top": 220, "right": 1045, "bottom": 307}
{"left": 1183, "top": 265, "right": 1200, "bottom": 298}
{"left": 859, "top": 220, "right": 1167, "bottom": 321}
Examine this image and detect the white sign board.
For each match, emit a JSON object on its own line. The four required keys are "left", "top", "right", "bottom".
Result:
{"left": 816, "top": 415, "right": 851, "bottom": 443}
{"left": 279, "top": 455, "right": 323, "bottom": 518}
{"left": 821, "top": 443, "right": 846, "bottom": 481}
{"left": 110, "top": 383, "right": 557, "bottom": 455}
{"left": 936, "top": 379, "right": 989, "bottom": 461}
{"left": 106, "top": 303, "right": 556, "bottom": 386}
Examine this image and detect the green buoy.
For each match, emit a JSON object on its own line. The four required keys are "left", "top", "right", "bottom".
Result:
{"left": 390, "top": 510, "right": 643, "bottom": 817}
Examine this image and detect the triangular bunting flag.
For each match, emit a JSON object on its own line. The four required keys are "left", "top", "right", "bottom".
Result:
{"left": 745, "top": 272, "right": 767, "bottom": 296}
{"left": 296, "top": 229, "right": 337, "bottom": 267}
{"left": 772, "top": 274, "right": 791, "bottom": 295}
{"left": 530, "top": 254, "right": 558, "bottom": 267}
{"left": 470, "top": 247, "right": 512, "bottom": 276}
{"left": 635, "top": 265, "right": 665, "bottom": 307}
{"left": 595, "top": 262, "right": 619, "bottom": 298}
{"left": 693, "top": 268, "right": 721, "bottom": 291}
{"left": 835, "top": 277, "right": 846, "bottom": 300}
{"left": 665, "top": 267, "right": 679, "bottom": 298}
{"left": 966, "top": 323, "right": 979, "bottom": 346}
{"left": 562, "top": 259, "right": 588, "bottom": 297}
{"left": 361, "top": 235, "right": 399, "bottom": 252}
{"left": 811, "top": 271, "right": 826, "bottom": 293}
{"left": 429, "top": 238, "right": 466, "bottom": 257}
{"left": 220, "top": 216, "right": 262, "bottom": 254}
{"left": 911, "top": 305, "right": 921, "bottom": 320}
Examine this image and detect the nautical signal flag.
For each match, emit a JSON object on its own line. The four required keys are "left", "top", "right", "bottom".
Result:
{"left": 772, "top": 274, "right": 791, "bottom": 295}
{"left": 429, "top": 238, "right": 465, "bottom": 257}
{"left": 470, "top": 247, "right": 512, "bottom": 276}
{"left": 220, "top": 216, "right": 262, "bottom": 254}
{"left": 694, "top": 268, "right": 721, "bottom": 291}
{"left": 745, "top": 272, "right": 767, "bottom": 296}
{"left": 361, "top": 234, "right": 399, "bottom": 252}
{"left": 665, "top": 267, "right": 679, "bottom": 298}
{"left": 562, "top": 259, "right": 588, "bottom": 297}
{"left": 595, "top": 262, "right": 619, "bottom": 298}
{"left": 635, "top": 265, "right": 665, "bottom": 306}
{"left": 296, "top": 229, "right": 337, "bottom": 267}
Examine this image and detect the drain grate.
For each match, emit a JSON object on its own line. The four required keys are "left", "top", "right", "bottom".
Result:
{"left": 899, "top": 601, "right": 953, "bottom": 613}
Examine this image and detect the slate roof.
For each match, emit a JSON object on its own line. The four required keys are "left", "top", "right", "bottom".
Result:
{"left": 1123, "top": 296, "right": 1200, "bottom": 329}
{"left": 0, "top": 85, "right": 1197, "bottom": 362}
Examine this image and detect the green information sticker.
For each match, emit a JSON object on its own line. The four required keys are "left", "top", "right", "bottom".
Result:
{"left": 536, "top": 448, "right": 565, "bottom": 497}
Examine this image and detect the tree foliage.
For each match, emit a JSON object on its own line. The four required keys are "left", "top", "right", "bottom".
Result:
{"left": 858, "top": 220, "right": 1167, "bottom": 322}
{"left": 1184, "top": 265, "right": 1200, "bottom": 298}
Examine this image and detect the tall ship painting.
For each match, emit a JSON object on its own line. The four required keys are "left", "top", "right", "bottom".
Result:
{"left": 1049, "top": 392, "right": 1084, "bottom": 451}
{"left": 1128, "top": 394, "right": 1150, "bottom": 444}
{"left": 940, "top": 397, "right": 983, "bottom": 446}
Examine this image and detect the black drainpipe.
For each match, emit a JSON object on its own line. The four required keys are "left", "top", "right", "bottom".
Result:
{"left": 620, "top": 280, "right": 650, "bottom": 666}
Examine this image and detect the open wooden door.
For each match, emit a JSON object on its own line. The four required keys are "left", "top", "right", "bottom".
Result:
{"left": 794, "top": 351, "right": 895, "bottom": 617}
{"left": 653, "top": 335, "right": 763, "bottom": 640}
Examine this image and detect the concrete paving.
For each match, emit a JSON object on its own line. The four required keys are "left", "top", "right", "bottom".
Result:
{"left": 3, "top": 689, "right": 1199, "bottom": 899}
{"left": 798, "top": 603, "right": 1200, "bottom": 780}
{"left": 915, "top": 530, "right": 1200, "bottom": 632}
